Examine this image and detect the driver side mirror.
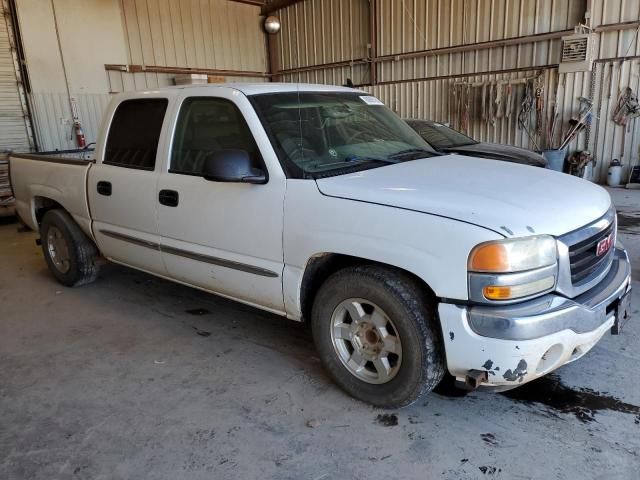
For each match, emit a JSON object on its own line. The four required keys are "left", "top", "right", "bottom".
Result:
{"left": 202, "top": 149, "right": 266, "bottom": 184}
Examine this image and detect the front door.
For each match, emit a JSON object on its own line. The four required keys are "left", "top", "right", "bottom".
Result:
{"left": 156, "top": 92, "right": 286, "bottom": 313}
{"left": 88, "top": 97, "right": 169, "bottom": 276}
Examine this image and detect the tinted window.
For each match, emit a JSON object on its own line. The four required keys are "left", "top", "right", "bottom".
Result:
{"left": 104, "top": 99, "right": 168, "bottom": 170}
{"left": 170, "top": 97, "right": 260, "bottom": 176}
{"left": 406, "top": 120, "right": 477, "bottom": 149}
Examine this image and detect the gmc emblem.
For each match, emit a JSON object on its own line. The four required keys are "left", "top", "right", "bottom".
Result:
{"left": 596, "top": 233, "right": 613, "bottom": 256}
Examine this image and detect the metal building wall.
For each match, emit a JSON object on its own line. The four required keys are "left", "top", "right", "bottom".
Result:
{"left": 275, "top": 0, "right": 640, "bottom": 183}
{"left": 362, "top": 68, "right": 560, "bottom": 150}
{"left": 0, "top": 0, "right": 32, "bottom": 152}
{"left": 108, "top": 0, "right": 268, "bottom": 91}
{"left": 278, "top": 0, "right": 370, "bottom": 84}
{"left": 375, "top": 0, "right": 583, "bottom": 79}
{"left": 588, "top": 0, "right": 640, "bottom": 181}
{"left": 277, "top": 0, "right": 586, "bottom": 149}
{"left": 15, "top": 0, "right": 268, "bottom": 151}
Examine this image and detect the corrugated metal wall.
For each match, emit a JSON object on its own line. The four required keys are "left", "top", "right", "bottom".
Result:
{"left": 276, "top": 0, "right": 367, "bottom": 84}
{"left": 588, "top": 1, "right": 640, "bottom": 181}
{"left": 277, "top": 0, "right": 370, "bottom": 85}
{"left": 18, "top": 0, "right": 268, "bottom": 151}
{"left": 276, "top": 0, "right": 640, "bottom": 183}
{"left": 362, "top": 68, "right": 561, "bottom": 150}
{"left": 29, "top": 93, "right": 111, "bottom": 151}
{"left": 375, "top": 0, "right": 583, "bottom": 79}
{"left": 109, "top": 0, "right": 268, "bottom": 91}
{"left": 0, "top": 0, "right": 32, "bottom": 152}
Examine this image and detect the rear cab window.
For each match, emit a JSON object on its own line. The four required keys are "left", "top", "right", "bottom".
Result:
{"left": 104, "top": 98, "right": 168, "bottom": 170}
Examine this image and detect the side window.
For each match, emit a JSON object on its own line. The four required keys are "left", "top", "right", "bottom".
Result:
{"left": 104, "top": 99, "right": 168, "bottom": 170}
{"left": 170, "top": 97, "right": 260, "bottom": 176}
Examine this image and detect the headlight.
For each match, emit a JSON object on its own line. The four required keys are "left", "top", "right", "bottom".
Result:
{"left": 468, "top": 236, "right": 558, "bottom": 303}
{"left": 468, "top": 235, "right": 557, "bottom": 273}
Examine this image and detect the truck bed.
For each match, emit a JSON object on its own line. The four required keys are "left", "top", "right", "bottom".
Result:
{"left": 9, "top": 149, "right": 95, "bottom": 235}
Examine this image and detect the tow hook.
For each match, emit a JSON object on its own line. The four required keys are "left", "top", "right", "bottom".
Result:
{"left": 464, "top": 369, "right": 488, "bottom": 390}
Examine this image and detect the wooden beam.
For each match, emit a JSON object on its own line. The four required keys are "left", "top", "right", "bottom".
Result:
{"left": 261, "top": 0, "right": 306, "bottom": 15}
{"left": 105, "top": 64, "right": 268, "bottom": 78}
{"left": 594, "top": 20, "right": 640, "bottom": 33}
{"left": 228, "top": 0, "right": 264, "bottom": 7}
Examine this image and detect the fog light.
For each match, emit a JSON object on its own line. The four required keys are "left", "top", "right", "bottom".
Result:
{"left": 483, "top": 276, "right": 555, "bottom": 301}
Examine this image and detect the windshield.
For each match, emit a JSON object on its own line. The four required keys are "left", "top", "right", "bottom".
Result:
{"left": 406, "top": 120, "right": 478, "bottom": 149}
{"left": 250, "top": 92, "right": 437, "bottom": 178}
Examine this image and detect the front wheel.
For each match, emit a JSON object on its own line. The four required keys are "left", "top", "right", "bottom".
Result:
{"left": 311, "top": 265, "right": 445, "bottom": 408}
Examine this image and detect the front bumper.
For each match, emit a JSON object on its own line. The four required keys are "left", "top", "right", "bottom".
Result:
{"left": 438, "top": 247, "right": 631, "bottom": 389}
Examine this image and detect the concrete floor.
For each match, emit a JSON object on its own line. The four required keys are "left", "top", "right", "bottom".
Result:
{"left": 1, "top": 188, "right": 639, "bottom": 480}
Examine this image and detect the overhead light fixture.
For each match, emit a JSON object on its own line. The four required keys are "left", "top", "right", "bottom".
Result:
{"left": 264, "top": 16, "right": 281, "bottom": 34}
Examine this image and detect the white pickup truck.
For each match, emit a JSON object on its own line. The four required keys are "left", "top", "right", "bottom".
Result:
{"left": 10, "top": 83, "right": 632, "bottom": 408}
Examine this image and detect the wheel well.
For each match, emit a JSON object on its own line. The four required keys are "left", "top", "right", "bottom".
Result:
{"left": 33, "top": 197, "right": 63, "bottom": 225}
{"left": 299, "top": 253, "right": 437, "bottom": 322}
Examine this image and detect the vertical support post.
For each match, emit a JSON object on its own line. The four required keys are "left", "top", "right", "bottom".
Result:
{"left": 369, "top": 0, "right": 377, "bottom": 86}
{"left": 266, "top": 31, "right": 279, "bottom": 82}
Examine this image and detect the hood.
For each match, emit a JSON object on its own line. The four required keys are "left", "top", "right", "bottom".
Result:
{"left": 315, "top": 154, "right": 611, "bottom": 237}
{"left": 444, "top": 143, "right": 547, "bottom": 167}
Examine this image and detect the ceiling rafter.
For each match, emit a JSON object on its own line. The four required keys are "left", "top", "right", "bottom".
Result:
{"left": 261, "top": 0, "right": 306, "bottom": 15}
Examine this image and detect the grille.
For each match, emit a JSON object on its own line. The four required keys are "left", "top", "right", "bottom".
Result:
{"left": 568, "top": 221, "right": 615, "bottom": 284}
{"left": 562, "top": 37, "right": 589, "bottom": 62}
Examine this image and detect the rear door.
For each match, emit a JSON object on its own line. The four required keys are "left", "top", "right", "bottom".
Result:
{"left": 88, "top": 97, "right": 169, "bottom": 275}
{"left": 156, "top": 90, "right": 286, "bottom": 312}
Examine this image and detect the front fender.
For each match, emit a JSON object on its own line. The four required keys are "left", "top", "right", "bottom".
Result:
{"left": 282, "top": 180, "right": 501, "bottom": 319}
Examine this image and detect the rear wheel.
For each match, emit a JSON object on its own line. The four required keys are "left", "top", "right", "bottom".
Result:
{"left": 40, "top": 209, "right": 100, "bottom": 287}
{"left": 311, "top": 265, "right": 445, "bottom": 408}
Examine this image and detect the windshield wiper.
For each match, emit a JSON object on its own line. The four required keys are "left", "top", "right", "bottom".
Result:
{"left": 387, "top": 148, "right": 441, "bottom": 160}
{"left": 307, "top": 157, "right": 397, "bottom": 179}
{"left": 343, "top": 156, "right": 399, "bottom": 165}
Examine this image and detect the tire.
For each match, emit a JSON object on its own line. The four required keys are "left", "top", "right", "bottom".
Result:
{"left": 311, "top": 265, "right": 445, "bottom": 408}
{"left": 40, "top": 209, "right": 100, "bottom": 287}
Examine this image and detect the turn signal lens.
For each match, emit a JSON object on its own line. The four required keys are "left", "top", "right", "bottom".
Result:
{"left": 483, "top": 276, "right": 555, "bottom": 301}
{"left": 469, "top": 236, "right": 557, "bottom": 273}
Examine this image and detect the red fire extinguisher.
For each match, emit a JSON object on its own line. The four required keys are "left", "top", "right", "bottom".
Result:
{"left": 74, "top": 121, "right": 86, "bottom": 148}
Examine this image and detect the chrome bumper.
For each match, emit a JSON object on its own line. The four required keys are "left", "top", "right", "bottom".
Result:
{"left": 466, "top": 247, "right": 632, "bottom": 341}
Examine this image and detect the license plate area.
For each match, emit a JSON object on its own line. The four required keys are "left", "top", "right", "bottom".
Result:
{"left": 611, "top": 289, "right": 632, "bottom": 335}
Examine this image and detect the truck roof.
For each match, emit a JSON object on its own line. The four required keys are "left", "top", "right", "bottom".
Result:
{"left": 132, "top": 82, "right": 363, "bottom": 97}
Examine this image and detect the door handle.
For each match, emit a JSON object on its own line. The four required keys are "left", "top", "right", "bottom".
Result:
{"left": 97, "top": 181, "right": 112, "bottom": 196}
{"left": 159, "top": 189, "right": 179, "bottom": 207}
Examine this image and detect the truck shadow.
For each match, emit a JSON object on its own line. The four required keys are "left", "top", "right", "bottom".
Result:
{"left": 95, "top": 261, "right": 640, "bottom": 423}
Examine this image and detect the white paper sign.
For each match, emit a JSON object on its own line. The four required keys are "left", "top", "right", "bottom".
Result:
{"left": 359, "top": 95, "right": 384, "bottom": 106}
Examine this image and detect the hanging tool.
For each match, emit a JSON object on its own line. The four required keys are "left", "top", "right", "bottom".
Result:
{"left": 546, "top": 103, "right": 558, "bottom": 150}
{"left": 518, "top": 79, "right": 534, "bottom": 130}
{"left": 481, "top": 84, "right": 488, "bottom": 123}
{"left": 559, "top": 97, "right": 593, "bottom": 150}
{"left": 518, "top": 79, "right": 540, "bottom": 150}
{"left": 612, "top": 87, "right": 640, "bottom": 172}
{"left": 495, "top": 82, "right": 504, "bottom": 119}
{"left": 612, "top": 87, "right": 640, "bottom": 126}
{"left": 461, "top": 83, "right": 470, "bottom": 131}
{"left": 505, "top": 83, "right": 513, "bottom": 118}
{"left": 488, "top": 83, "right": 496, "bottom": 126}
{"left": 534, "top": 76, "right": 545, "bottom": 138}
